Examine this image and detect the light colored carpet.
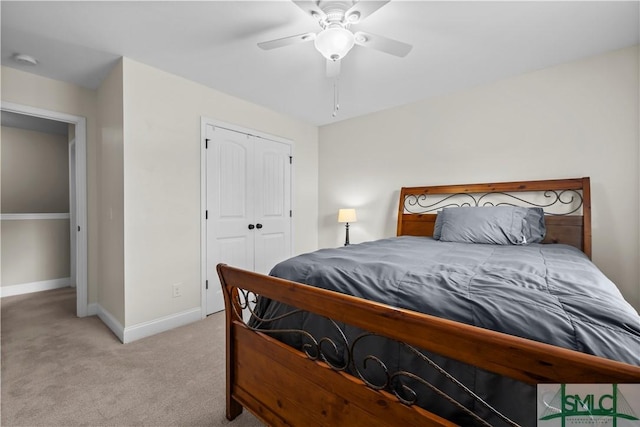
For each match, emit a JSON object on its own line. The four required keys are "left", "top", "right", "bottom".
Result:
{"left": 1, "top": 287, "right": 264, "bottom": 427}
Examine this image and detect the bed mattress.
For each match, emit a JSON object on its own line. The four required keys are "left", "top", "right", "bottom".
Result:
{"left": 251, "top": 236, "right": 640, "bottom": 426}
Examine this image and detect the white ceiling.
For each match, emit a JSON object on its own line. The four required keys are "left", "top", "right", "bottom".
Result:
{"left": 2, "top": 1, "right": 639, "bottom": 126}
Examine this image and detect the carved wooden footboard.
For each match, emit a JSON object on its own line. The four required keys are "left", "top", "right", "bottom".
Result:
{"left": 217, "top": 264, "right": 640, "bottom": 426}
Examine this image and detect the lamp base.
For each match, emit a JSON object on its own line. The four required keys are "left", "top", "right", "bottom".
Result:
{"left": 344, "top": 222, "right": 350, "bottom": 246}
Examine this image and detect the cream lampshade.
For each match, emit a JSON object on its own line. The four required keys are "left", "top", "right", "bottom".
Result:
{"left": 337, "top": 208, "right": 357, "bottom": 246}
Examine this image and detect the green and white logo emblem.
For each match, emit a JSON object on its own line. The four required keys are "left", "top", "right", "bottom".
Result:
{"left": 538, "top": 384, "right": 640, "bottom": 426}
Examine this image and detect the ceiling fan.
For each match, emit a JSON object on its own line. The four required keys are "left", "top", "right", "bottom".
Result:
{"left": 258, "top": 0, "right": 412, "bottom": 78}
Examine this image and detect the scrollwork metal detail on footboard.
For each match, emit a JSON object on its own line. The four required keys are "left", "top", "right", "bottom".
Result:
{"left": 232, "top": 288, "right": 521, "bottom": 427}
{"left": 404, "top": 190, "right": 583, "bottom": 216}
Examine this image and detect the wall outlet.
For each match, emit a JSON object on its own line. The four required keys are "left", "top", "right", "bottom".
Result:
{"left": 172, "top": 283, "right": 182, "bottom": 298}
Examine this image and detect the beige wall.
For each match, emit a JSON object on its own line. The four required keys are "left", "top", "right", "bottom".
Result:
{"left": 1, "top": 61, "right": 319, "bottom": 335}
{"left": 1, "top": 125, "right": 71, "bottom": 287}
{"left": 1, "top": 219, "right": 70, "bottom": 286}
{"left": 10, "top": 46, "right": 634, "bottom": 329}
{"left": 1, "top": 126, "right": 69, "bottom": 213}
{"left": 96, "top": 59, "right": 125, "bottom": 324}
{"left": 1, "top": 66, "right": 99, "bottom": 303}
{"left": 319, "top": 45, "right": 640, "bottom": 311}
{"left": 121, "top": 58, "right": 319, "bottom": 326}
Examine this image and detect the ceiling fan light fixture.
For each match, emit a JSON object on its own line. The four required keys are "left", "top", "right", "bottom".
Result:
{"left": 314, "top": 27, "right": 355, "bottom": 61}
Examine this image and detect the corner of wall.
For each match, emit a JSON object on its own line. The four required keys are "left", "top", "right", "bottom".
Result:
{"left": 95, "top": 304, "right": 125, "bottom": 343}
{"left": 96, "top": 58, "right": 126, "bottom": 326}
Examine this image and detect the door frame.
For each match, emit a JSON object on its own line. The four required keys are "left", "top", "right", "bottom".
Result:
{"left": 2, "top": 101, "right": 88, "bottom": 317}
{"left": 69, "top": 138, "right": 77, "bottom": 289}
{"left": 200, "top": 117, "right": 294, "bottom": 317}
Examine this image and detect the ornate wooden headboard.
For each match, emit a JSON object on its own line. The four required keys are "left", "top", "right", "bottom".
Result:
{"left": 396, "top": 177, "right": 591, "bottom": 258}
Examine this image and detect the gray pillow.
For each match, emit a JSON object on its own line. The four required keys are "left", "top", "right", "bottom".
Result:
{"left": 433, "top": 212, "right": 443, "bottom": 240}
{"left": 523, "top": 207, "right": 546, "bottom": 243}
{"left": 438, "top": 206, "right": 546, "bottom": 245}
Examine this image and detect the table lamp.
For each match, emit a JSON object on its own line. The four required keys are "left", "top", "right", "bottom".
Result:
{"left": 337, "top": 208, "right": 357, "bottom": 246}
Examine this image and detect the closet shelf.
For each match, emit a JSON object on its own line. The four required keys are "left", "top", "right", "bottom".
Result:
{"left": 0, "top": 213, "right": 70, "bottom": 220}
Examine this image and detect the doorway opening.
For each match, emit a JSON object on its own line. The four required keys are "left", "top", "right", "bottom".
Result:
{"left": 1, "top": 102, "right": 88, "bottom": 317}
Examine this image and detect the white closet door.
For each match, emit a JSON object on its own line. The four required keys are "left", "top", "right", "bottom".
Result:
{"left": 205, "top": 124, "right": 293, "bottom": 315}
{"left": 253, "top": 138, "right": 292, "bottom": 275}
{"left": 206, "top": 126, "right": 254, "bottom": 314}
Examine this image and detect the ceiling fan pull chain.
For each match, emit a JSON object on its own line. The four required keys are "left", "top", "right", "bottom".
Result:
{"left": 332, "top": 77, "right": 340, "bottom": 117}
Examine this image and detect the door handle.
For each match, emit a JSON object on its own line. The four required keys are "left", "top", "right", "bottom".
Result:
{"left": 248, "top": 224, "right": 255, "bottom": 230}
{"left": 256, "top": 223, "right": 263, "bottom": 229}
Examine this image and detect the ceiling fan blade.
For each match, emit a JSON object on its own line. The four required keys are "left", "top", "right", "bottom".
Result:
{"left": 345, "top": 0, "right": 390, "bottom": 23}
{"left": 258, "top": 32, "right": 316, "bottom": 50}
{"left": 326, "top": 59, "right": 341, "bottom": 78}
{"left": 353, "top": 31, "right": 412, "bottom": 57}
{"left": 292, "top": 1, "right": 326, "bottom": 22}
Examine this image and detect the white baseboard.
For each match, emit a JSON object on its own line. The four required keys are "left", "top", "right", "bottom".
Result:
{"left": 0, "top": 277, "right": 71, "bottom": 298}
{"left": 91, "top": 305, "right": 202, "bottom": 344}
{"left": 87, "top": 303, "right": 99, "bottom": 316}
{"left": 96, "top": 305, "right": 125, "bottom": 343}
{"left": 122, "top": 307, "right": 202, "bottom": 344}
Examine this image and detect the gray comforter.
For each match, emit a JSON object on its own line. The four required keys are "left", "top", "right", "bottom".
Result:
{"left": 252, "top": 236, "right": 640, "bottom": 426}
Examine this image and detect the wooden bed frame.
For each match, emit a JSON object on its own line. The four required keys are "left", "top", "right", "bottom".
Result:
{"left": 217, "top": 177, "right": 639, "bottom": 427}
